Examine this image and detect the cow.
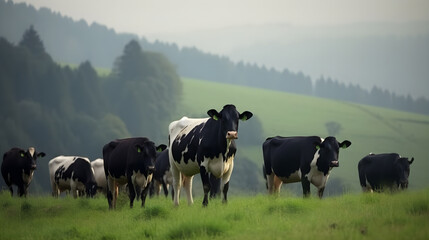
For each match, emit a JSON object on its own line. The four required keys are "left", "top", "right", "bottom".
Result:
{"left": 263, "top": 136, "right": 351, "bottom": 198}
{"left": 1, "top": 147, "right": 45, "bottom": 197}
{"left": 103, "top": 137, "right": 166, "bottom": 209}
{"left": 150, "top": 149, "right": 173, "bottom": 198}
{"left": 358, "top": 153, "right": 414, "bottom": 192}
{"left": 48, "top": 156, "right": 98, "bottom": 198}
{"left": 169, "top": 104, "right": 253, "bottom": 206}
{"left": 91, "top": 158, "right": 107, "bottom": 195}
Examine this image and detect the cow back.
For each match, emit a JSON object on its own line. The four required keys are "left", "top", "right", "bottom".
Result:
{"left": 263, "top": 136, "right": 321, "bottom": 178}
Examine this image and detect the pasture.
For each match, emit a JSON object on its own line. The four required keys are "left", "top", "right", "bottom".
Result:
{"left": 177, "top": 77, "right": 429, "bottom": 193}
{"left": 0, "top": 189, "right": 428, "bottom": 239}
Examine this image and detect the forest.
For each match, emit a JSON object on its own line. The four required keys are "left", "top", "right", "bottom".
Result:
{"left": 0, "top": 27, "right": 182, "bottom": 192}
{"left": 1, "top": 0, "right": 428, "bottom": 115}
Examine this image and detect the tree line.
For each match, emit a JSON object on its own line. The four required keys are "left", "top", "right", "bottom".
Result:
{"left": 1, "top": 0, "right": 427, "bottom": 116}
{"left": 0, "top": 26, "right": 182, "bottom": 192}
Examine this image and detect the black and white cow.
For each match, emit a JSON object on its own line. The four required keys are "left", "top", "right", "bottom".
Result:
{"left": 103, "top": 137, "right": 166, "bottom": 209}
{"left": 263, "top": 136, "right": 351, "bottom": 198}
{"left": 91, "top": 158, "right": 107, "bottom": 195}
{"left": 1, "top": 147, "right": 45, "bottom": 197}
{"left": 49, "top": 156, "right": 98, "bottom": 198}
{"left": 169, "top": 104, "right": 253, "bottom": 206}
{"left": 150, "top": 149, "right": 173, "bottom": 198}
{"left": 358, "top": 153, "right": 414, "bottom": 192}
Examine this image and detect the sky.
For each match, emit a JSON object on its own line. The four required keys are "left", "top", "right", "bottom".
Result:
{"left": 14, "top": 0, "right": 429, "bottom": 36}
{"left": 12, "top": 0, "right": 429, "bottom": 98}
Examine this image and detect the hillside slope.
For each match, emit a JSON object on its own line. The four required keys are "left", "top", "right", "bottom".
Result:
{"left": 178, "top": 78, "right": 429, "bottom": 193}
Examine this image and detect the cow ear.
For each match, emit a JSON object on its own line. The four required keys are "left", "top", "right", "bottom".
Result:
{"left": 409, "top": 157, "right": 414, "bottom": 165}
{"left": 339, "top": 140, "right": 352, "bottom": 149}
{"left": 239, "top": 111, "right": 253, "bottom": 121}
{"left": 207, "top": 109, "right": 220, "bottom": 121}
{"left": 37, "top": 152, "right": 46, "bottom": 158}
{"left": 156, "top": 144, "right": 167, "bottom": 152}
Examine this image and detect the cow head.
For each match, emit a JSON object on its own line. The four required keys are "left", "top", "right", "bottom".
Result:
{"left": 85, "top": 183, "right": 98, "bottom": 198}
{"left": 395, "top": 157, "right": 414, "bottom": 189}
{"left": 19, "top": 147, "right": 46, "bottom": 171}
{"left": 207, "top": 104, "right": 253, "bottom": 140}
{"left": 134, "top": 142, "right": 167, "bottom": 175}
{"left": 315, "top": 137, "right": 351, "bottom": 173}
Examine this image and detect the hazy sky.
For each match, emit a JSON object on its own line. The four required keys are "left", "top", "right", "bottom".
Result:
{"left": 13, "top": 0, "right": 429, "bottom": 36}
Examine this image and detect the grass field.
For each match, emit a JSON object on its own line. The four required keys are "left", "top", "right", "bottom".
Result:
{"left": 1, "top": 189, "right": 428, "bottom": 239}
{"left": 177, "top": 77, "right": 429, "bottom": 193}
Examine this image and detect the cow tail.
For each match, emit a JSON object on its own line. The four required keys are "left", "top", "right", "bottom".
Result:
{"left": 358, "top": 161, "right": 367, "bottom": 188}
{"left": 262, "top": 143, "right": 272, "bottom": 176}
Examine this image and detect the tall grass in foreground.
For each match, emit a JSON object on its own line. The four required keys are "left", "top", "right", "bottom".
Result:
{"left": 0, "top": 189, "right": 428, "bottom": 240}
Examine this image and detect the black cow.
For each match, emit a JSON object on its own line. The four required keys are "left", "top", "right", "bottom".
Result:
{"left": 169, "top": 104, "right": 253, "bottom": 206}
{"left": 1, "top": 147, "right": 45, "bottom": 197}
{"left": 263, "top": 136, "right": 351, "bottom": 198}
{"left": 358, "top": 153, "right": 414, "bottom": 192}
{"left": 48, "top": 156, "right": 98, "bottom": 198}
{"left": 150, "top": 149, "right": 173, "bottom": 198}
{"left": 103, "top": 137, "right": 166, "bottom": 209}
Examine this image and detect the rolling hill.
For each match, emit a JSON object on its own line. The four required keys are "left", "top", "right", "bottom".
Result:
{"left": 177, "top": 77, "right": 429, "bottom": 194}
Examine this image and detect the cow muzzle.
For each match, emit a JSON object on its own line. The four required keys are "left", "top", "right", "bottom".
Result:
{"left": 330, "top": 161, "right": 339, "bottom": 167}
{"left": 147, "top": 166, "right": 156, "bottom": 174}
{"left": 30, "top": 164, "right": 37, "bottom": 170}
{"left": 226, "top": 131, "right": 238, "bottom": 139}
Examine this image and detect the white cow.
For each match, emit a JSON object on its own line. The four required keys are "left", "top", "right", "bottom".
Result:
{"left": 49, "top": 156, "right": 97, "bottom": 198}
{"left": 91, "top": 158, "right": 107, "bottom": 195}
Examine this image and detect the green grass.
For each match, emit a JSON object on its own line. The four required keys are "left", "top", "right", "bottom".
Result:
{"left": 178, "top": 77, "right": 429, "bottom": 192}
{"left": 1, "top": 189, "right": 428, "bottom": 239}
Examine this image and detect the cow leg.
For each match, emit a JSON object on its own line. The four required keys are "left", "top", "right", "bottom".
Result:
{"left": 267, "top": 173, "right": 275, "bottom": 194}
{"left": 183, "top": 175, "right": 194, "bottom": 205}
{"left": 107, "top": 177, "right": 115, "bottom": 209}
{"left": 128, "top": 179, "right": 136, "bottom": 208}
{"left": 200, "top": 166, "right": 211, "bottom": 207}
{"left": 114, "top": 185, "right": 119, "bottom": 207}
{"left": 51, "top": 181, "right": 59, "bottom": 197}
{"left": 221, "top": 161, "right": 234, "bottom": 203}
{"left": 162, "top": 181, "right": 169, "bottom": 197}
{"left": 71, "top": 186, "right": 78, "bottom": 199}
{"left": 171, "top": 162, "right": 182, "bottom": 206}
{"left": 273, "top": 175, "right": 283, "bottom": 195}
{"left": 222, "top": 181, "right": 229, "bottom": 203}
{"left": 318, "top": 187, "right": 325, "bottom": 198}
{"left": 18, "top": 184, "right": 26, "bottom": 197}
{"left": 301, "top": 177, "right": 311, "bottom": 198}
{"left": 140, "top": 184, "right": 150, "bottom": 207}
{"left": 154, "top": 180, "right": 161, "bottom": 196}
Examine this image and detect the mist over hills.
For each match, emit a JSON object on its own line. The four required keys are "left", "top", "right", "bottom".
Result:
{"left": 156, "top": 22, "right": 429, "bottom": 99}
{"left": 1, "top": 0, "right": 428, "bottom": 115}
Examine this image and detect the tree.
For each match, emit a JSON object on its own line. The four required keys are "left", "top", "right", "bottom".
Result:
{"left": 19, "top": 25, "right": 45, "bottom": 56}
{"left": 108, "top": 40, "right": 182, "bottom": 141}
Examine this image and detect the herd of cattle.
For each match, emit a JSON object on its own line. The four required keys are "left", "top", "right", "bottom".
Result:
{"left": 1, "top": 104, "right": 414, "bottom": 208}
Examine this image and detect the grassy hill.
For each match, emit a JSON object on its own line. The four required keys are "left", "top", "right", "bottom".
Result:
{"left": 176, "top": 77, "right": 429, "bottom": 193}
{"left": 0, "top": 189, "right": 428, "bottom": 239}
